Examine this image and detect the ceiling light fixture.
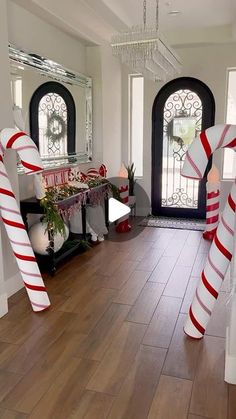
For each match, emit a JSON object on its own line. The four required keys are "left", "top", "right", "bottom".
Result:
{"left": 111, "top": 0, "right": 182, "bottom": 82}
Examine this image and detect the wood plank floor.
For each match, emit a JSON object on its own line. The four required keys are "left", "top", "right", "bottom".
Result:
{"left": 0, "top": 221, "right": 234, "bottom": 418}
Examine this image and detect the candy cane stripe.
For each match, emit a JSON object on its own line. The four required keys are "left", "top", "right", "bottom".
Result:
{"left": 214, "top": 234, "right": 232, "bottom": 261}
{"left": 200, "top": 131, "right": 212, "bottom": 159}
{"left": 206, "top": 215, "right": 219, "bottom": 225}
{"left": 189, "top": 306, "right": 205, "bottom": 335}
{"left": 0, "top": 206, "right": 21, "bottom": 215}
{"left": 23, "top": 282, "right": 46, "bottom": 292}
{"left": 10, "top": 239, "right": 32, "bottom": 247}
{"left": 218, "top": 124, "right": 231, "bottom": 148}
{"left": 228, "top": 194, "right": 236, "bottom": 212}
{"left": 196, "top": 288, "right": 212, "bottom": 316}
{"left": 16, "top": 145, "right": 38, "bottom": 152}
{"left": 0, "top": 171, "right": 9, "bottom": 178}
{"left": 0, "top": 188, "right": 15, "bottom": 198}
{"left": 202, "top": 271, "right": 218, "bottom": 299}
{"left": 208, "top": 190, "right": 220, "bottom": 199}
{"left": 185, "top": 151, "right": 202, "bottom": 179}
{"left": 14, "top": 252, "right": 36, "bottom": 262}
{"left": 208, "top": 253, "right": 224, "bottom": 280}
{"left": 6, "top": 131, "right": 26, "bottom": 148}
{"left": 31, "top": 301, "right": 49, "bottom": 309}
{"left": 20, "top": 269, "right": 42, "bottom": 278}
{"left": 225, "top": 138, "right": 236, "bottom": 148}
{"left": 2, "top": 217, "right": 26, "bottom": 229}
{"left": 21, "top": 161, "right": 43, "bottom": 173}
{"left": 221, "top": 216, "right": 234, "bottom": 236}
{"left": 206, "top": 202, "right": 219, "bottom": 212}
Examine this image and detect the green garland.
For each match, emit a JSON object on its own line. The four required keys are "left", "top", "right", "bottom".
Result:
{"left": 40, "top": 196, "right": 66, "bottom": 238}
{"left": 39, "top": 178, "right": 121, "bottom": 237}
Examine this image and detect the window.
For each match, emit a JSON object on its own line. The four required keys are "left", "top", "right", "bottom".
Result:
{"left": 129, "top": 75, "right": 144, "bottom": 177}
{"left": 11, "top": 77, "right": 22, "bottom": 108}
{"left": 30, "top": 81, "right": 76, "bottom": 162}
{"left": 224, "top": 69, "right": 236, "bottom": 179}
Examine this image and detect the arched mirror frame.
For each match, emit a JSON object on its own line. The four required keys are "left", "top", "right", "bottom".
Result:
{"left": 30, "top": 81, "right": 76, "bottom": 156}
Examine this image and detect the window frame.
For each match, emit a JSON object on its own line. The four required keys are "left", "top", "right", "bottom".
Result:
{"left": 128, "top": 74, "right": 144, "bottom": 179}
{"left": 223, "top": 68, "right": 236, "bottom": 180}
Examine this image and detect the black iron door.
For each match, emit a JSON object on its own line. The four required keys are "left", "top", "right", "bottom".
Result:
{"left": 152, "top": 77, "right": 215, "bottom": 218}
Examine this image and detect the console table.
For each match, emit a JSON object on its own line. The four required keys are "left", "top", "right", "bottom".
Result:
{"left": 20, "top": 184, "right": 109, "bottom": 275}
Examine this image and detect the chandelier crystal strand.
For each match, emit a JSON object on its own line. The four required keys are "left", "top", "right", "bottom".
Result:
{"left": 143, "top": 0, "right": 147, "bottom": 29}
{"left": 111, "top": 0, "right": 182, "bottom": 82}
{"left": 156, "top": 0, "right": 159, "bottom": 31}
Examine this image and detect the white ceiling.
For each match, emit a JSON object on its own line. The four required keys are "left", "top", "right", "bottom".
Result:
{"left": 102, "top": 0, "right": 235, "bottom": 30}
{"left": 11, "top": 0, "right": 236, "bottom": 46}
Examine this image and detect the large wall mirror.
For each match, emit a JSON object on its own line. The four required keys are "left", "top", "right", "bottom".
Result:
{"left": 9, "top": 45, "right": 93, "bottom": 172}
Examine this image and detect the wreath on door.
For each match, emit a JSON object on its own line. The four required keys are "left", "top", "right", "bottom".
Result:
{"left": 46, "top": 113, "right": 66, "bottom": 143}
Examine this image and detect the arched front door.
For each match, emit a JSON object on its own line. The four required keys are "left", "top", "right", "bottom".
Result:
{"left": 152, "top": 77, "right": 215, "bottom": 218}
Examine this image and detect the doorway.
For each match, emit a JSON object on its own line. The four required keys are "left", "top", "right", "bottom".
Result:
{"left": 152, "top": 77, "right": 215, "bottom": 218}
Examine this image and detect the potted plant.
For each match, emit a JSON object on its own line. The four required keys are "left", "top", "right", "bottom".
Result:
{"left": 126, "top": 163, "right": 136, "bottom": 214}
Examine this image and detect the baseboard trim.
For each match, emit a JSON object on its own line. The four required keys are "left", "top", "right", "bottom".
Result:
{"left": 0, "top": 292, "right": 8, "bottom": 318}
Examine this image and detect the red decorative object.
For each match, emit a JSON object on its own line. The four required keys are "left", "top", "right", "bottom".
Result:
{"left": 203, "top": 165, "right": 220, "bottom": 241}
{"left": 99, "top": 164, "right": 107, "bottom": 178}
{"left": 87, "top": 168, "right": 99, "bottom": 178}
{"left": 0, "top": 129, "right": 50, "bottom": 312}
{"left": 115, "top": 184, "right": 131, "bottom": 233}
{"left": 79, "top": 172, "right": 88, "bottom": 182}
{"left": 182, "top": 124, "right": 236, "bottom": 339}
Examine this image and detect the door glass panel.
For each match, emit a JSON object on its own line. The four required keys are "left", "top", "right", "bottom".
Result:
{"left": 38, "top": 93, "right": 68, "bottom": 158}
{"left": 162, "top": 89, "right": 202, "bottom": 208}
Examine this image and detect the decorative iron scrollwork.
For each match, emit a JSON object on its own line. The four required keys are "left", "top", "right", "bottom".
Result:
{"left": 39, "top": 93, "right": 67, "bottom": 156}
{"left": 162, "top": 188, "right": 198, "bottom": 208}
{"left": 162, "top": 89, "right": 202, "bottom": 209}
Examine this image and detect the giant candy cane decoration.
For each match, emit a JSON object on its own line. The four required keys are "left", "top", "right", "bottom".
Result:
{"left": 182, "top": 124, "right": 235, "bottom": 339}
{"left": 0, "top": 129, "right": 50, "bottom": 312}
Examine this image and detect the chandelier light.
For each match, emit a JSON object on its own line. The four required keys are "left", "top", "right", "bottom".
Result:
{"left": 111, "top": 0, "right": 182, "bottom": 82}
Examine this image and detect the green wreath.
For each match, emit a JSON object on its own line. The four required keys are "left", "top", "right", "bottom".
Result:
{"left": 46, "top": 113, "right": 66, "bottom": 143}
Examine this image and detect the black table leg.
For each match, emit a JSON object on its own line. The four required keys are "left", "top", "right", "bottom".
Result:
{"left": 104, "top": 195, "right": 109, "bottom": 230}
{"left": 47, "top": 227, "right": 56, "bottom": 276}
{"left": 81, "top": 203, "right": 87, "bottom": 240}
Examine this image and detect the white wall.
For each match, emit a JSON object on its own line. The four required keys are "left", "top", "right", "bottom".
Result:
{"left": 86, "top": 46, "right": 104, "bottom": 164}
{"left": 0, "top": 0, "right": 21, "bottom": 314}
{"left": 101, "top": 43, "right": 122, "bottom": 177}
{"left": 122, "top": 43, "right": 236, "bottom": 214}
{"left": 7, "top": 0, "right": 87, "bottom": 74}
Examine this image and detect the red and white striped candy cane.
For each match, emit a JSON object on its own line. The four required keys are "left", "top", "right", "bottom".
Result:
{"left": 116, "top": 183, "right": 131, "bottom": 233}
{"left": 182, "top": 124, "right": 235, "bottom": 338}
{"left": 203, "top": 175, "right": 220, "bottom": 241}
{"left": 0, "top": 129, "right": 50, "bottom": 312}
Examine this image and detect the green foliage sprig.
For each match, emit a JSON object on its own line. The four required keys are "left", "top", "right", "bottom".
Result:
{"left": 40, "top": 196, "right": 66, "bottom": 238}
{"left": 125, "top": 163, "right": 136, "bottom": 196}
{"left": 86, "top": 177, "right": 109, "bottom": 188}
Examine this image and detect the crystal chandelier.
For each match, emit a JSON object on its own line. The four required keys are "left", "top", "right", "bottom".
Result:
{"left": 111, "top": 0, "right": 182, "bottom": 82}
